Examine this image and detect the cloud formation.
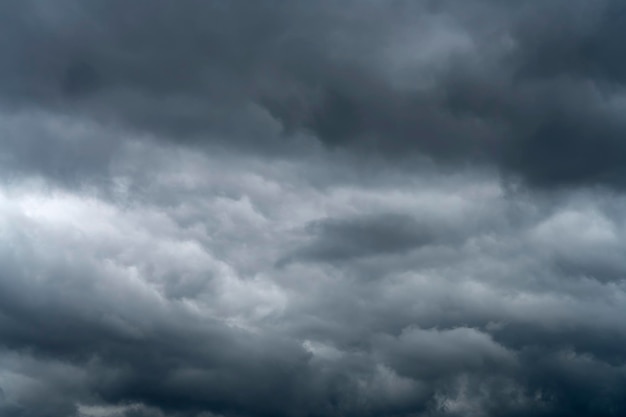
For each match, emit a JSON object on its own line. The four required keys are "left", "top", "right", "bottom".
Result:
{"left": 4, "top": 0, "right": 626, "bottom": 186}
{"left": 1, "top": 2, "right": 626, "bottom": 417}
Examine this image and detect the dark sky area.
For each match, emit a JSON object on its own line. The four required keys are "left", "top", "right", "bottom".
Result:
{"left": 1, "top": 1, "right": 626, "bottom": 416}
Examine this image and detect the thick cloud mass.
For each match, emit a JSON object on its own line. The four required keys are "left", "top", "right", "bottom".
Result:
{"left": 4, "top": 0, "right": 626, "bottom": 186}
{"left": 1, "top": 2, "right": 626, "bottom": 417}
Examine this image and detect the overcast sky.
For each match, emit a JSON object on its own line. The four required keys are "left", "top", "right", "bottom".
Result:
{"left": 1, "top": 1, "right": 626, "bottom": 416}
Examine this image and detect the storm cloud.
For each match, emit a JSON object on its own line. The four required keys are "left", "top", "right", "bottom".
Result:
{"left": 1, "top": 1, "right": 626, "bottom": 417}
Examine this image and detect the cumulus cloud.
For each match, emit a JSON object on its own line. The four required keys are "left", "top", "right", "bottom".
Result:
{"left": 1, "top": 2, "right": 626, "bottom": 417}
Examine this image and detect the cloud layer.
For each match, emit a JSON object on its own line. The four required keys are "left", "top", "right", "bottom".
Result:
{"left": 1, "top": 2, "right": 626, "bottom": 417}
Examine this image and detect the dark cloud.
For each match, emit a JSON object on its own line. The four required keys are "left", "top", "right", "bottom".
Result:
{"left": 2, "top": 0, "right": 626, "bottom": 187}
{"left": 2, "top": 2, "right": 626, "bottom": 417}
{"left": 2, "top": 157, "right": 625, "bottom": 416}
{"left": 62, "top": 60, "right": 102, "bottom": 97}
{"left": 280, "top": 213, "right": 448, "bottom": 264}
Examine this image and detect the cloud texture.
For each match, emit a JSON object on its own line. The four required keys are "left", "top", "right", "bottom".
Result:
{"left": 1, "top": 1, "right": 626, "bottom": 416}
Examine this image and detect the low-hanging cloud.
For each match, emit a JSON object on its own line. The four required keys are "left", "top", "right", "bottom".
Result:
{"left": 1, "top": 2, "right": 626, "bottom": 417}
{"left": 3, "top": 1, "right": 626, "bottom": 186}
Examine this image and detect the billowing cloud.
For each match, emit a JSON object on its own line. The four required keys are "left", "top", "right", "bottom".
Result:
{"left": 1, "top": 2, "right": 626, "bottom": 417}
{"left": 3, "top": 1, "right": 626, "bottom": 186}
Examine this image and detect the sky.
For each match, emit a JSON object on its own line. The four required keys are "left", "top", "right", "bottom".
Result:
{"left": 1, "top": 1, "right": 626, "bottom": 416}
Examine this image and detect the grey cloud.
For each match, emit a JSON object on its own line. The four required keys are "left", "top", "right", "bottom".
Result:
{"left": 2, "top": 147, "right": 626, "bottom": 416}
{"left": 3, "top": 1, "right": 626, "bottom": 187}
{"left": 375, "top": 327, "right": 516, "bottom": 380}
{"left": 0, "top": 108, "right": 124, "bottom": 185}
{"left": 280, "top": 213, "right": 448, "bottom": 265}
{"left": 2, "top": 2, "right": 626, "bottom": 417}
